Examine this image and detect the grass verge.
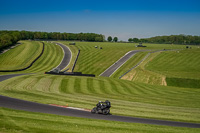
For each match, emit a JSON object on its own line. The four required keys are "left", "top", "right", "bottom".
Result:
{"left": 1, "top": 107, "right": 199, "bottom": 133}
{"left": 0, "top": 74, "right": 200, "bottom": 123}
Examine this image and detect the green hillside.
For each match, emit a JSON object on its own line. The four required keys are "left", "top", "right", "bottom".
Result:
{"left": 1, "top": 108, "right": 199, "bottom": 133}
{"left": 0, "top": 41, "right": 63, "bottom": 74}
{"left": 145, "top": 49, "right": 200, "bottom": 79}
{"left": 0, "top": 41, "right": 42, "bottom": 70}
{"left": 0, "top": 41, "right": 200, "bottom": 132}
{"left": 61, "top": 42, "right": 185, "bottom": 76}
{"left": 0, "top": 74, "right": 199, "bottom": 123}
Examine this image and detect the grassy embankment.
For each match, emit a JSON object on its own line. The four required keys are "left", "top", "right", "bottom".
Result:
{"left": 121, "top": 47, "right": 200, "bottom": 87}
{"left": 1, "top": 107, "right": 199, "bottom": 133}
{"left": 0, "top": 41, "right": 42, "bottom": 70}
{"left": 0, "top": 74, "right": 199, "bottom": 123}
{"left": 0, "top": 41, "right": 63, "bottom": 74}
{"left": 71, "top": 42, "right": 185, "bottom": 76}
{"left": 0, "top": 41, "right": 199, "bottom": 132}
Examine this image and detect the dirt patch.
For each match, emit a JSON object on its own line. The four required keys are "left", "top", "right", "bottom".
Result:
{"left": 162, "top": 77, "right": 167, "bottom": 86}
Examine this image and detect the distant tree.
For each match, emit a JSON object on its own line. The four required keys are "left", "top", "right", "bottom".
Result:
{"left": 107, "top": 36, "right": 112, "bottom": 42}
{"left": 113, "top": 37, "right": 118, "bottom": 42}
{"left": 140, "top": 39, "right": 148, "bottom": 43}
{"left": 133, "top": 38, "right": 139, "bottom": 43}
{"left": 128, "top": 38, "right": 133, "bottom": 42}
{"left": 95, "top": 36, "right": 103, "bottom": 42}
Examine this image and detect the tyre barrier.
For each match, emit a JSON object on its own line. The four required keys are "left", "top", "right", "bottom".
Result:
{"left": 0, "top": 42, "right": 45, "bottom": 72}
{"left": 45, "top": 71, "right": 95, "bottom": 77}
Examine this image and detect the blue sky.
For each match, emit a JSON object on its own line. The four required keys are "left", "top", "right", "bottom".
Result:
{"left": 0, "top": 0, "right": 200, "bottom": 41}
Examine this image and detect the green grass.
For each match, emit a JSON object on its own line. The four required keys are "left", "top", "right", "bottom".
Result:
{"left": 120, "top": 52, "right": 167, "bottom": 85}
{"left": 0, "top": 74, "right": 200, "bottom": 123}
{"left": 120, "top": 48, "right": 200, "bottom": 86}
{"left": 1, "top": 108, "right": 199, "bottom": 133}
{"left": 0, "top": 41, "right": 42, "bottom": 70}
{"left": 0, "top": 41, "right": 63, "bottom": 74}
{"left": 71, "top": 42, "right": 186, "bottom": 76}
{"left": 145, "top": 49, "right": 200, "bottom": 79}
{"left": 166, "top": 78, "right": 200, "bottom": 88}
{"left": 1, "top": 41, "right": 200, "bottom": 132}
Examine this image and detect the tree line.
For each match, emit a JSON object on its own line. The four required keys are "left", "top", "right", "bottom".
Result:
{"left": 0, "top": 30, "right": 105, "bottom": 50}
{"left": 128, "top": 35, "right": 200, "bottom": 45}
{"left": 107, "top": 36, "right": 118, "bottom": 42}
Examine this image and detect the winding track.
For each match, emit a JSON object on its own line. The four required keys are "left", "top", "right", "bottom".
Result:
{"left": 0, "top": 45, "right": 200, "bottom": 128}
{"left": 100, "top": 50, "right": 147, "bottom": 77}
{"left": 53, "top": 43, "right": 72, "bottom": 70}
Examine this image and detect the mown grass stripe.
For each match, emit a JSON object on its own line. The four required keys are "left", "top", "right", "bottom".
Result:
{"left": 79, "top": 77, "right": 90, "bottom": 94}
{"left": 86, "top": 78, "right": 96, "bottom": 94}
{"left": 74, "top": 78, "right": 81, "bottom": 93}
{"left": 60, "top": 78, "right": 70, "bottom": 93}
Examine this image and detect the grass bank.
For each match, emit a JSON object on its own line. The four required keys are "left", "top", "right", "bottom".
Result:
{"left": 0, "top": 41, "right": 42, "bottom": 70}
{"left": 0, "top": 74, "right": 199, "bottom": 123}
{"left": 1, "top": 108, "right": 199, "bottom": 133}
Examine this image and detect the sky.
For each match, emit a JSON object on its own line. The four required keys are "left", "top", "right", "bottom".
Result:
{"left": 0, "top": 0, "right": 200, "bottom": 41}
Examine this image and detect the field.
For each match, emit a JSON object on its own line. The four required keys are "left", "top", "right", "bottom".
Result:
{"left": 0, "top": 41, "right": 200, "bottom": 132}
{"left": 63, "top": 42, "right": 186, "bottom": 76}
{"left": 0, "top": 41, "right": 63, "bottom": 74}
{"left": 121, "top": 48, "right": 200, "bottom": 87}
{"left": 0, "top": 41, "right": 43, "bottom": 70}
{"left": 1, "top": 108, "right": 199, "bottom": 133}
{"left": 0, "top": 74, "right": 200, "bottom": 123}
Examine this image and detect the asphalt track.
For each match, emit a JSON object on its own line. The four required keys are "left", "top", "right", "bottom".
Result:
{"left": 53, "top": 43, "right": 71, "bottom": 70}
{"left": 100, "top": 50, "right": 146, "bottom": 77}
{"left": 0, "top": 47, "right": 200, "bottom": 128}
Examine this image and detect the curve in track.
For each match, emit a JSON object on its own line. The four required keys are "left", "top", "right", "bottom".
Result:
{"left": 52, "top": 43, "right": 72, "bottom": 71}
{"left": 0, "top": 75, "right": 200, "bottom": 128}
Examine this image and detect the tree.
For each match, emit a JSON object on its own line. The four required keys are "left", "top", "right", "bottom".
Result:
{"left": 95, "top": 36, "right": 103, "bottom": 42}
{"left": 107, "top": 36, "right": 112, "bottom": 42}
{"left": 128, "top": 38, "right": 133, "bottom": 42}
{"left": 113, "top": 37, "right": 118, "bottom": 42}
{"left": 133, "top": 38, "right": 139, "bottom": 43}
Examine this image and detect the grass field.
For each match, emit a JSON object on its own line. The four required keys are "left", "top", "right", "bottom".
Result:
{"left": 121, "top": 52, "right": 167, "bottom": 85}
{"left": 0, "top": 74, "right": 199, "bottom": 123}
{"left": 1, "top": 108, "right": 199, "bottom": 133}
{"left": 145, "top": 49, "right": 200, "bottom": 79}
{"left": 63, "top": 42, "right": 186, "bottom": 76}
{"left": 22, "top": 41, "right": 63, "bottom": 73}
{"left": 0, "top": 41, "right": 63, "bottom": 74}
{"left": 121, "top": 48, "right": 200, "bottom": 87}
{"left": 0, "top": 41, "right": 42, "bottom": 70}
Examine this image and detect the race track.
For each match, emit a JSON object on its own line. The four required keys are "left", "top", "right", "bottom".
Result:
{"left": 0, "top": 94, "right": 200, "bottom": 128}
{"left": 54, "top": 43, "right": 72, "bottom": 70}
{"left": 0, "top": 46, "right": 199, "bottom": 128}
{"left": 100, "top": 50, "right": 146, "bottom": 77}
{"left": 0, "top": 73, "right": 200, "bottom": 128}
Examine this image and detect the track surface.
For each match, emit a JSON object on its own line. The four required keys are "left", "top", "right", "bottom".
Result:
{"left": 100, "top": 50, "right": 146, "bottom": 77}
{"left": 54, "top": 43, "right": 71, "bottom": 70}
{"left": 0, "top": 46, "right": 200, "bottom": 128}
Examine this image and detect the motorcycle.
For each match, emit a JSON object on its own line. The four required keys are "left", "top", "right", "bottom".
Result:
{"left": 91, "top": 100, "right": 111, "bottom": 115}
